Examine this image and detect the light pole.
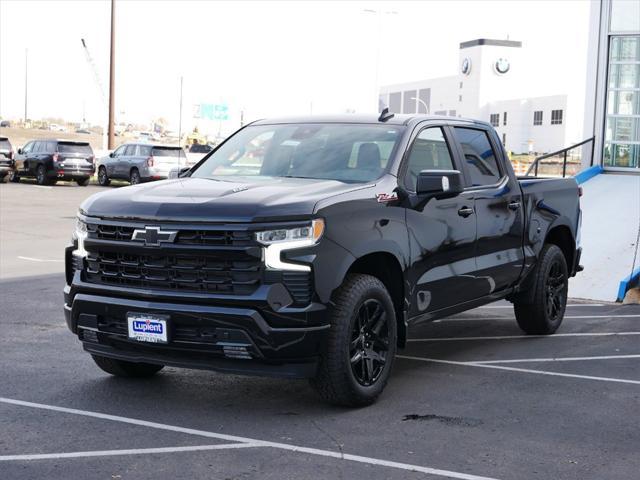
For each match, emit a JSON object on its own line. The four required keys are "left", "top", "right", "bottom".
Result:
{"left": 107, "top": 0, "right": 116, "bottom": 149}
{"left": 362, "top": 8, "right": 397, "bottom": 113}
{"left": 23, "top": 48, "right": 28, "bottom": 123}
{"left": 411, "top": 97, "right": 429, "bottom": 114}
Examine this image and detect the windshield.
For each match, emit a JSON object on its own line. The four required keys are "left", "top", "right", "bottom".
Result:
{"left": 58, "top": 142, "right": 93, "bottom": 154}
{"left": 190, "top": 123, "right": 403, "bottom": 183}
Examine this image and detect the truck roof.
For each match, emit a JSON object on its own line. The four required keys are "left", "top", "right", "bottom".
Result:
{"left": 252, "top": 114, "right": 490, "bottom": 128}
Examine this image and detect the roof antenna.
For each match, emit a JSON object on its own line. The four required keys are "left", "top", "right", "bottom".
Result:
{"left": 378, "top": 107, "right": 394, "bottom": 122}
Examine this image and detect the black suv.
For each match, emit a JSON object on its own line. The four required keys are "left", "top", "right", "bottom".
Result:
{"left": 65, "top": 114, "right": 581, "bottom": 406}
{"left": 0, "top": 136, "right": 14, "bottom": 182}
{"left": 14, "top": 139, "right": 95, "bottom": 186}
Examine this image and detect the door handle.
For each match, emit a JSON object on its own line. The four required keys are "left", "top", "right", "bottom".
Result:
{"left": 457, "top": 206, "right": 474, "bottom": 218}
{"left": 508, "top": 201, "right": 521, "bottom": 211}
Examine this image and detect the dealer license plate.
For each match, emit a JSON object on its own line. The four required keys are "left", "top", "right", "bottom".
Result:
{"left": 127, "top": 313, "right": 168, "bottom": 343}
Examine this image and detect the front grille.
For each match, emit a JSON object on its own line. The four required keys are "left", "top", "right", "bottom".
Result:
{"left": 89, "top": 224, "right": 253, "bottom": 247}
{"left": 85, "top": 251, "right": 261, "bottom": 294}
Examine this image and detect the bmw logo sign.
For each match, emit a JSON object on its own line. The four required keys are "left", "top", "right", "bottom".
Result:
{"left": 461, "top": 57, "right": 472, "bottom": 75}
{"left": 494, "top": 57, "right": 510, "bottom": 74}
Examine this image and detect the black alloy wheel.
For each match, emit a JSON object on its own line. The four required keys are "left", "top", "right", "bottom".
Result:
{"left": 350, "top": 299, "right": 390, "bottom": 387}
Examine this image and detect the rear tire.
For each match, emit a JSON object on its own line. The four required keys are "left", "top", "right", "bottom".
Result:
{"left": 36, "top": 164, "right": 49, "bottom": 186}
{"left": 98, "top": 166, "right": 110, "bottom": 186}
{"left": 91, "top": 355, "right": 164, "bottom": 378}
{"left": 129, "top": 168, "right": 141, "bottom": 185}
{"left": 76, "top": 177, "right": 90, "bottom": 187}
{"left": 310, "top": 274, "right": 397, "bottom": 406}
{"left": 513, "top": 244, "right": 568, "bottom": 335}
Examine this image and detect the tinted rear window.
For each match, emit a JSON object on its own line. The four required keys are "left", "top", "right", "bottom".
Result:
{"left": 58, "top": 142, "right": 93, "bottom": 155}
{"left": 152, "top": 147, "right": 185, "bottom": 158}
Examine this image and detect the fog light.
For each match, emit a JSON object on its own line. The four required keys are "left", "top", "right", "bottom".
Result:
{"left": 80, "top": 328, "right": 98, "bottom": 343}
{"left": 222, "top": 344, "right": 251, "bottom": 360}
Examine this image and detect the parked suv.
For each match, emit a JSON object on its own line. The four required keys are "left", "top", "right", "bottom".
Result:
{"left": 65, "top": 114, "right": 582, "bottom": 406}
{"left": 13, "top": 139, "right": 95, "bottom": 186}
{"left": 0, "top": 136, "right": 14, "bottom": 182}
{"left": 97, "top": 143, "right": 187, "bottom": 186}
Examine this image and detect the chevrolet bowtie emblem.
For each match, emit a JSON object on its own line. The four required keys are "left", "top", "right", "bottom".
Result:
{"left": 131, "top": 226, "right": 178, "bottom": 246}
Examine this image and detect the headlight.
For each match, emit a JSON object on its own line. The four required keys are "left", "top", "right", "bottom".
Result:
{"left": 74, "top": 218, "right": 88, "bottom": 258}
{"left": 256, "top": 219, "right": 324, "bottom": 271}
{"left": 256, "top": 219, "right": 324, "bottom": 245}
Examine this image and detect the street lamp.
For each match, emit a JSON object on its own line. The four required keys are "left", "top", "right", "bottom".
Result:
{"left": 361, "top": 8, "right": 398, "bottom": 113}
{"left": 411, "top": 97, "right": 429, "bottom": 114}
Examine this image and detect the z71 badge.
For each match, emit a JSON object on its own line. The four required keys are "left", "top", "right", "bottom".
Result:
{"left": 376, "top": 192, "right": 398, "bottom": 203}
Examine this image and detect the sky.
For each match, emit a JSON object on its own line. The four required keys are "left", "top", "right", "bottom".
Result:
{"left": 0, "top": 0, "right": 594, "bottom": 135}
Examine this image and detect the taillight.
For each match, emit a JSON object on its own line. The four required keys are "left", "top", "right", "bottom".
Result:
{"left": 146, "top": 156, "right": 154, "bottom": 167}
{"left": 52, "top": 153, "right": 59, "bottom": 162}
{"left": 8, "top": 151, "right": 13, "bottom": 160}
{"left": 88, "top": 155, "right": 95, "bottom": 164}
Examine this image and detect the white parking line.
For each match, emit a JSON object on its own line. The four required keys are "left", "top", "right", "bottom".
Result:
{"left": 397, "top": 355, "right": 640, "bottom": 385}
{"left": 0, "top": 397, "right": 500, "bottom": 480}
{"left": 474, "top": 354, "right": 640, "bottom": 364}
{"left": 16, "top": 256, "right": 63, "bottom": 263}
{"left": 408, "top": 332, "right": 640, "bottom": 342}
{"left": 434, "top": 314, "right": 640, "bottom": 323}
{"left": 478, "top": 304, "right": 605, "bottom": 309}
{"left": 0, "top": 443, "right": 260, "bottom": 461}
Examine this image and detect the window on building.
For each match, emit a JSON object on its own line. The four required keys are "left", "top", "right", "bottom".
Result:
{"left": 449, "top": 110, "right": 457, "bottom": 117}
{"left": 434, "top": 110, "right": 447, "bottom": 116}
{"left": 533, "top": 111, "right": 543, "bottom": 126}
{"left": 503, "top": 112, "right": 507, "bottom": 126}
{"left": 418, "top": 88, "right": 430, "bottom": 114}
{"left": 459, "top": 95, "right": 462, "bottom": 102}
{"left": 490, "top": 113, "right": 500, "bottom": 127}
{"left": 453, "top": 127, "right": 501, "bottom": 186}
{"left": 551, "top": 109, "right": 563, "bottom": 125}
{"left": 389, "top": 92, "right": 401, "bottom": 113}
{"left": 403, "top": 127, "right": 454, "bottom": 191}
{"left": 403, "top": 90, "right": 417, "bottom": 114}
{"left": 502, "top": 133, "right": 506, "bottom": 146}
{"left": 459, "top": 81, "right": 463, "bottom": 89}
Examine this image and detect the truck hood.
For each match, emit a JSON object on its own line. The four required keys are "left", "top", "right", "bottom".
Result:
{"left": 80, "top": 177, "right": 372, "bottom": 223}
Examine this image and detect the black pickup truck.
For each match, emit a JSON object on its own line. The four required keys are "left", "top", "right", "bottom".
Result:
{"left": 64, "top": 114, "right": 582, "bottom": 406}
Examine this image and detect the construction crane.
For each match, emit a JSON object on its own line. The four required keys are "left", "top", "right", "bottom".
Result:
{"left": 81, "top": 38, "right": 108, "bottom": 150}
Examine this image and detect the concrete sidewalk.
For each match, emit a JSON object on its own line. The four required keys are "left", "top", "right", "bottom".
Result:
{"left": 569, "top": 173, "right": 640, "bottom": 301}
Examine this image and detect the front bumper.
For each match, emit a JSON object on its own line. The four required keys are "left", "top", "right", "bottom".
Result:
{"left": 64, "top": 256, "right": 330, "bottom": 379}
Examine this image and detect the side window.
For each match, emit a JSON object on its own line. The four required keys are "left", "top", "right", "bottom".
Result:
{"left": 403, "top": 127, "right": 454, "bottom": 191}
{"left": 112, "top": 145, "right": 126, "bottom": 157}
{"left": 139, "top": 145, "right": 152, "bottom": 157}
{"left": 124, "top": 145, "right": 137, "bottom": 156}
{"left": 22, "top": 142, "right": 33, "bottom": 154}
{"left": 48, "top": 141, "right": 57, "bottom": 153}
{"left": 32, "top": 142, "right": 43, "bottom": 153}
{"left": 453, "top": 127, "right": 501, "bottom": 187}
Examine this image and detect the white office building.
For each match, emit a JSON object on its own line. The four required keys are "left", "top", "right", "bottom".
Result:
{"left": 379, "top": 38, "right": 580, "bottom": 155}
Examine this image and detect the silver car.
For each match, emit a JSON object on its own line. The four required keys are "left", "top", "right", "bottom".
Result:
{"left": 97, "top": 143, "right": 186, "bottom": 186}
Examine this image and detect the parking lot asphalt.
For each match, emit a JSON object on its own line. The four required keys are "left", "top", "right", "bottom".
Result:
{"left": 1, "top": 180, "right": 639, "bottom": 480}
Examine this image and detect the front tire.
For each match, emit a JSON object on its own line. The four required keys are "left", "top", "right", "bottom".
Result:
{"left": 91, "top": 355, "right": 164, "bottom": 378}
{"left": 513, "top": 244, "right": 568, "bottom": 335}
{"left": 98, "top": 166, "right": 110, "bottom": 186}
{"left": 310, "top": 274, "right": 397, "bottom": 406}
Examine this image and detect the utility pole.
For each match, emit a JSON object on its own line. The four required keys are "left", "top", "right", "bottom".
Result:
{"left": 24, "top": 48, "right": 28, "bottom": 123}
{"left": 177, "top": 76, "right": 183, "bottom": 147}
{"left": 107, "top": 0, "right": 116, "bottom": 149}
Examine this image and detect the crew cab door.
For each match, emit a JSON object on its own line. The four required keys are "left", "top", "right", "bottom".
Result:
{"left": 402, "top": 125, "right": 480, "bottom": 316}
{"left": 451, "top": 126, "right": 525, "bottom": 294}
{"left": 106, "top": 145, "right": 126, "bottom": 178}
{"left": 15, "top": 141, "right": 33, "bottom": 173}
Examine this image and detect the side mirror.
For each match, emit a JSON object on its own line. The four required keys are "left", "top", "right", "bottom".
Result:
{"left": 109, "top": 152, "right": 114, "bottom": 157}
{"left": 178, "top": 167, "right": 191, "bottom": 178}
{"left": 17, "top": 148, "right": 22, "bottom": 154}
{"left": 416, "top": 170, "right": 464, "bottom": 200}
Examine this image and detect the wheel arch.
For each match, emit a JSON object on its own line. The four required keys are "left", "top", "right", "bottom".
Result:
{"left": 344, "top": 251, "right": 407, "bottom": 348}
{"left": 544, "top": 224, "right": 575, "bottom": 271}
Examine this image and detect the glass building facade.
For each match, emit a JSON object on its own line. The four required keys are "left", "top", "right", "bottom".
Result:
{"left": 602, "top": 0, "right": 640, "bottom": 169}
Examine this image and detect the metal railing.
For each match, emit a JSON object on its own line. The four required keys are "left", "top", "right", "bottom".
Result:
{"left": 525, "top": 137, "right": 595, "bottom": 178}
